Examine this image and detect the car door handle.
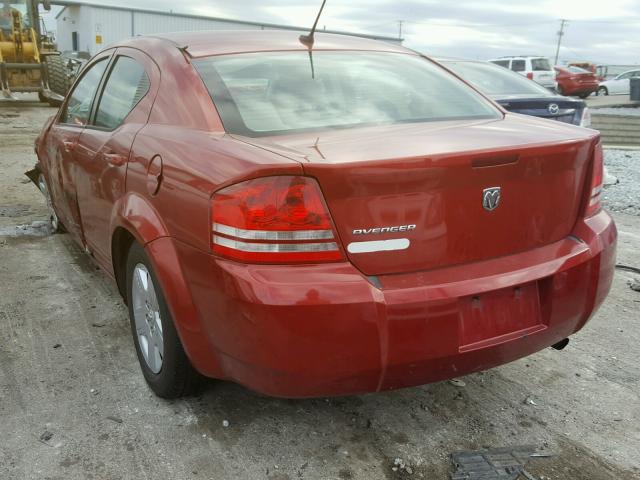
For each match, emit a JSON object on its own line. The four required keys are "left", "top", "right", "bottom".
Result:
{"left": 104, "top": 152, "right": 127, "bottom": 167}
{"left": 63, "top": 140, "right": 76, "bottom": 152}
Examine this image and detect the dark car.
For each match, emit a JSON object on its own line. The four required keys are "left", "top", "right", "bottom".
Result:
{"left": 555, "top": 66, "right": 599, "bottom": 98}
{"left": 441, "top": 58, "right": 591, "bottom": 127}
{"left": 31, "top": 32, "right": 614, "bottom": 399}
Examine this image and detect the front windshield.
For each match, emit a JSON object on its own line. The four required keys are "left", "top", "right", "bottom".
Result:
{"left": 0, "top": 0, "right": 31, "bottom": 29}
{"left": 444, "top": 60, "right": 553, "bottom": 98}
{"left": 194, "top": 51, "right": 500, "bottom": 137}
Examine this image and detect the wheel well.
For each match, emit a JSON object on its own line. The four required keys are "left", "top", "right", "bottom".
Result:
{"left": 112, "top": 228, "right": 137, "bottom": 303}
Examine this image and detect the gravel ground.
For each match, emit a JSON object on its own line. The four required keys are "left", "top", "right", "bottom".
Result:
{"left": 603, "top": 149, "right": 640, "bottom": 216}
{"left": 593, "top": 106, "right": 640, "bottom": 116}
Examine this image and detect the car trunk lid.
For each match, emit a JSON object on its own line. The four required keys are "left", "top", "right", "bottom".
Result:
{"left": 495, "top": 97, "right": 581, "bottom": 125}
{"left": 234, "top": 115, "right": 596, "bottom": 276}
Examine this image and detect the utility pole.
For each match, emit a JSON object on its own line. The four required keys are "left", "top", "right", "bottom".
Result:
{"left": 554, "top": 19, "right": 568, "bottom": 65}
{"left": 398, "top": 20, "right": 404, "bottom": 40}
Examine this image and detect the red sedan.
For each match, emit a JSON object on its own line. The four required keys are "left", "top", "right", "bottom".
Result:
{"left": 32, "top": 31, "right": 616, "bottom": 398}
{"left": 555, "top": 66, "right": 600, "bottom": 98}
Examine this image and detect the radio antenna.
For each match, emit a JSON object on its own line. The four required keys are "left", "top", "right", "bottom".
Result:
{"left": 299, "top": 0, "right": 327, "bottom": 48}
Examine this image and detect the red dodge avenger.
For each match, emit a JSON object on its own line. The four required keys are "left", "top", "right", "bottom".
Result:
{"left": 32, "top": 31, "right": 616, "bottom": 398}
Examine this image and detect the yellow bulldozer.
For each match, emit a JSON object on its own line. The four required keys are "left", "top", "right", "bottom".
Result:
{"left": 0, "top": 0, "right": 69, "bottom": 105}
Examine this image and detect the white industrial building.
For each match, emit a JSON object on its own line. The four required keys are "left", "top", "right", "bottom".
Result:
{"left": 54, "top": 2, "right": 402, "bottom": 55}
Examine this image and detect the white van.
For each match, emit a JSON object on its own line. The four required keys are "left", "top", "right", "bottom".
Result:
{"left": 489, "top": 56, "right": 557, "bottom": 90}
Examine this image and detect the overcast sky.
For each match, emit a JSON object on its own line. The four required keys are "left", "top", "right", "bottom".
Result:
{"left": 42, "top": 0, "right": 640, "bottom": 64}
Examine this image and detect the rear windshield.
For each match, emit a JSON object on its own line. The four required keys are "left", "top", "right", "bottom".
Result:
{"left": 444, "top": 61, "right": 553, "bottom": 97}
{"left": 193, "top": 52, "right": 500, "bottom": 137}
{"left": 567, "top": 66, "right": 590, "bottom": 74}
{"left": 531, "top": 58, "right": 552, "bottom": 71}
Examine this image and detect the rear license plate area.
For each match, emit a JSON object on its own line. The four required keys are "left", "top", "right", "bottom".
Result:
{"left": 458, "top": 282, "right": 544, "bottom": 352}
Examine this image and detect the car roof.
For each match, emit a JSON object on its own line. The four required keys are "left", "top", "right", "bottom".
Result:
{"left": 436, "top": 57, "right": 496, "bottom": 64}
{"left": 134, "top": 30, "right": 414, "bottom": 58}
{"left": 491, "top": 56, "right": 548, "bottom": 59}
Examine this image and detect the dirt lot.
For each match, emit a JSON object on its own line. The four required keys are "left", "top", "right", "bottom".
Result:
{"left": 1, "top": 98, "right": 639, "bottom": 480}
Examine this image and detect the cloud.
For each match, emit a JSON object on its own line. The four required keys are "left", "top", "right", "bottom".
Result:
{"left": 44, "top": 0, "right": 640, "bottom": 64}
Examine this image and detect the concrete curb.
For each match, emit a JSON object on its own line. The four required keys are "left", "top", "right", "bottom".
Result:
{"left": 591, "top": 113, "right": 640, "bottom": 147}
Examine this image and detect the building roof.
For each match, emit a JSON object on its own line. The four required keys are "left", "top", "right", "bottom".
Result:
{"left": 147, "top": 30, "right": 411, "bottom": 58}
{"left": 53, "top": 1, "right": 403, "bottom": 44}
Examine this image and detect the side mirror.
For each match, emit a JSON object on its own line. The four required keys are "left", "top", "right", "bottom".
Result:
{"left": 42, "top": 0, "right": 51, "bottom": 11}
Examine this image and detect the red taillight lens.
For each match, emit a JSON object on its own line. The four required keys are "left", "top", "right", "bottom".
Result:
{"left": 211, "top": 176, "right": 343, "bottom": 263}
{"left": 526, "top": 72, "right": 534, "bottom": 80}
{"left": 585, "top": 141, "right": 604, "bottom": 217}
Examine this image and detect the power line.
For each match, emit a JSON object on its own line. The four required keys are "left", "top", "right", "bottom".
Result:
{"left": 402, "top": 19, "right": 557, "bottom": 28}
{"left": 364, "top": 17, "right": 640, "bottom": 32}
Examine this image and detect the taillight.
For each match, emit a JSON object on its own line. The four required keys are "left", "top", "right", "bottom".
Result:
{"left": 580, "top": 107, "right": 592, "bottom": 127}
{"left": 585, "top": 142, "right": 604, "bottom": 217}
{"left": 526, "top": 72, "right": 534, "bottom": 80}
{"left": 211, "top": 176, "right": 343, "bottom": 263}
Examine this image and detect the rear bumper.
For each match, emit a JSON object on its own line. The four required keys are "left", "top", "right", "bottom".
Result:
{"left": 563, "top": 84, "right": 599, "bottom": 95}
{"left": 169, "top": 210, "right": 616, "bottom": 398}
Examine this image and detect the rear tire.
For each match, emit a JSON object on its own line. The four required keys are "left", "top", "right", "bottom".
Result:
{"left": 126, "top": 242, "right": 202, "bottom": 398}
{"left": 43, "top": 55, "right": 70, "bottom": 107}
{"left": 597, "top": 87, "right": 608, "bottom": 96}
{"left": 579, "top": 93, "right": 590, "bottom": 99}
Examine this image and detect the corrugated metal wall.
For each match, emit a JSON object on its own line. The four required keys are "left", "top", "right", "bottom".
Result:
{"left": 56, "top": 5, "right": 94, "bottom": 53}
{"left": 56, "top": 5, "right": 400, "bottom": 55}
{"left": 133, "top": 12, "right": 257, "bottom": 35}
{"left": 91, "top": 8, "right": 131, "bottom": 51}
{"left": 58, "top": 6, "right": 296, "bottom": 55}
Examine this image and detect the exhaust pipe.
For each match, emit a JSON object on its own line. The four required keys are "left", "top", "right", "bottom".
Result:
{"left": 551, "top": 338, "right": 570, "bottom": 351}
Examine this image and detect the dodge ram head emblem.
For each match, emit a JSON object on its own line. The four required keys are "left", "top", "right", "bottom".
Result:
{"left": 548, "top": 103, "right": 560, "bottom": 115}
{"left": 482, "top": 187, "right": 501, "bottom": 211}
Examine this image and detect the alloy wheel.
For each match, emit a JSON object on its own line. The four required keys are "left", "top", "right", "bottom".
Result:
{"left": 131, "top": 263, "right": 164, "bottom": 373}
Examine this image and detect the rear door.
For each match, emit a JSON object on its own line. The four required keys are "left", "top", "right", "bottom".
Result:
{"left": 73, "top": 48, "right": 157, "bottom": 269}
{"left": 46, "top": 54, "right": 111, "bottom": 244}
{"left": 609, "top": 72, "right": 631, "bottom": 94}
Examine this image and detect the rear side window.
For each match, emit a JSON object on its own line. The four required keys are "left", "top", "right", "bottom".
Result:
{"left": 194, "top": 51, "right": 500, "bottom": 137}
{"left": 492, "top": 60, "right": 510, "bottom": 68}
{"left": 94, "top": 56, "right": 149, "bottom": 130}
{"left": 511, "top": 60, "right": 526, "bottom": 72}
{"left": 531, "top": 58, "right": 551, "bottom": 71}
{"left": 61, "top": 58, "right": 108, "bottom": 126}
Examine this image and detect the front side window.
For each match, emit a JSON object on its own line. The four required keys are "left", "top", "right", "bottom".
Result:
{"left": 94, "top": 56, "right": 149, "bottom": 130}
{"left": 531, "top": 58, "right": 551, "bottom": 71}
{"left": 511, "top": 60, "right": 526, "bottom": 72}
{"left": 194, "top": 52, "right": 500, "bottom": 137}
{"left": 61, "top": 58, "right": 108, "bottom": 126}
{"left": 0, "top": 1, "right": 31, "bottom": 29}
